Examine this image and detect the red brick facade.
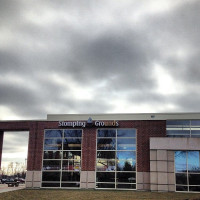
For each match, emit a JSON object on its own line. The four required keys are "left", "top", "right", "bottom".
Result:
{"left": 0, "top": 120, "right": 166, "bottom": 172}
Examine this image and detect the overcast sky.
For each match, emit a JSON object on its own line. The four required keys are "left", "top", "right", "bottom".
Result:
{"left": 2, "top": 132, "right": 28, "bottom": 169}
{"left": 1, "top": 0, "right": 200, "bottom": 121}
{"left": 1, "top": 0, "right": 200, "bottom": 166}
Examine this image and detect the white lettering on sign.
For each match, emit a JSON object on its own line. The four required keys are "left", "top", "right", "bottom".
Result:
{"left": 58, "top": 121, "right": 86, "bottom": 128}
{"left": 58, "top": 120, "right": 119, "bottom": 128}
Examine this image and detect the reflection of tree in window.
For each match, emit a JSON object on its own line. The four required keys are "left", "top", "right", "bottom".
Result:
{"left": 117, "top": 160, "right": 135, "bottom": 171}
{"left": 123, "top": 161, "right": 135, "bottom": 171}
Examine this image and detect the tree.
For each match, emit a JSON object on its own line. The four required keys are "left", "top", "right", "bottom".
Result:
{"left": 1, "top": 162, "right": 26, "bottom": 178}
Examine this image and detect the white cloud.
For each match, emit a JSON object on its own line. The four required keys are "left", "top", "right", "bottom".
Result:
{"left": 153, "top": 64, "right": 184, "bottom": 95}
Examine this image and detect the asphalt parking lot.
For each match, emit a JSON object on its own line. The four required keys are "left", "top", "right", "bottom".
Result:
{"left": 0, "top": 184, "right": 25, "bottom": 193}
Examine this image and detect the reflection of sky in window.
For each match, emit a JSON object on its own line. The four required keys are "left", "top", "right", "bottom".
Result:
{"left": 117, "top": 151, "right": 136, "bottom": 160}
{"left": 45, "top": 130, "right": 62, "bottom": 138}
{"left": 191, "top": 120, "right": 200, "bottom": 126}
{"left": 175, "top": 151, "right": 200, "bottom": 172}
{"left": 167, "top": 120, "right": 190, "bottom": 126}
{"left": 64, "top": 130, "right": 82, "bottom": 137}
{"left": 117, "top": 138, "right": 136, "bottom": 150}
{"left": 175, "top": 151, "right": 187, "bottom": 172}
{"left": 117, "top": 130, "right": 136, "bottom": 137}
{"left": 188, "top": 151, "right": 200, "bottom": 171}
{"left": 98, "top": 130, "right": 116, "bottom": 137}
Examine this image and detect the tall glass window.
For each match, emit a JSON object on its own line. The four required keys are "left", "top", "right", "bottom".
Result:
{"left": 96, "top": 129, "right": 136, "bottom": 190}
{"left": 167, "top": 120, "right": 200, "bottom": 137}
{"left": 175, "top": 151, "right": 200, "bottom": 192}
{"left": 42, "top": 129, "right": 82, "bottom": 188}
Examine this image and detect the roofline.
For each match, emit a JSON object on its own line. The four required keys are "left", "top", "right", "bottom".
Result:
{"left": 47, "top": 112, "right": 200, "bottom": 121}
{"left": 1, "top": 113, "right": 200, "bottom": 122}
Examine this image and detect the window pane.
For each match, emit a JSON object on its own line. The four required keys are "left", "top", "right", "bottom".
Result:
{"left": 63, "top": 151, "right": 81, "bottom": 160}
{"left": 167, "top": 135, "right": 190, "bottom": 138}
{"left": 176, "top": 185, "right": 188, "bottom": 191}
{"left": 117, "top": 129, "right": 136, "bottom": 137}
{"left": 176, "top": 173, "right": 187, "bottom": 185}
{"left": 43, "top": 151, "right": 62, "bottom": 159}
{"left": 117, "top": 160, "right": 136, "bottom": 171}
{"left": 43, "top": 160, "right": 61, "bottom": 170}
{"left": 61, "top": 183, "right": 80, "bottom": 187}
{"left": 63, "top": 138, "right": 82, "bottom": 150}
{"left": 117, "top": 138, "right": 136, "bottom": 150}
{"left": 62, "top": 160, "right": 81, "bottom": 171}
{"left": 96, "top": 129, "right": 136, "bottom": 190}
{"left": 191, "top": 120, "right": 200, "bottom": 126}
{"left": 191, "top": 127, "right": 200, "bottom": 138}
{"left": 96, "top": 183, "right": 115, "bottom": 188}
{"left": 189, "top": 186, "right": 200, "bottom": 192}
{"left": 96, "top": 159, "right": 115, "bottom": 171}
{"left": 42, "top": 183, "right": 60, "bottom": 187}
{"left": 44, "top": 139, "right": 62, "bottom": 150}
{"left": 64, "top": 130, "right": 82, "bottom": 137}
{"left": 97, "top": 138, "right": 116, "bottom": 150}
{"left": 117, "top": 172, "right": 136, "bottom": 183}
{"left": 45, "top": 130, "right": 63, "bottom": 138}
{"left": 175, "top": 151, "right": 200, "bottom": 193}
{"left": 117, "top": 151, "right": 136, "bottom": 161}
{"left": 167, "top": 120, "right": 190, "bottom": 126}
{"left": 167, "top": 130, "right": 190, "bottom": 137}
{"left": 97, "top": 151, "right": 115, "bottom": 159}
{"left": 42, "top": 129, "right": 82, "bottom": 188}
{"left": 117, "top": 184, "right": 136, "bottom": 189}
{"left": 191, "top": 131, "right": 200, "bottom": 137}
{"left": 97, "top": 130, "right": 116, "bottom": 137}
{"left": 175, "top": 151, "right": 187, "bottom": 172}
{"left": 189, "top": 174, "right": 200, "bottom": 185}
{"left": 62, "top": 172, "right": 80, "bottom": 182}
{"left": 188, "top": 151, "right": 200, "bottom": 172}
{"left": 96, "top": 172, "right": 115, "bottom": 182}
{"left": 42, "top": 172, "right": 60, "bottom": 181}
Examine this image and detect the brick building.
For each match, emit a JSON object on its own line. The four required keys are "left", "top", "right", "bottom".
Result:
{"left": 0, "top": 113, "right": 200, "bottom": 192}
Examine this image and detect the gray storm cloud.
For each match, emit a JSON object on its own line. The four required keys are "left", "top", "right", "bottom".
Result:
{"left": 0, "top": 0, "right": 200, "bottom": 120}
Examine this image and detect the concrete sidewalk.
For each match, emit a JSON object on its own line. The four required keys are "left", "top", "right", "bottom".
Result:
{"left": 0, "top": 184, "right": 25, "bottom": 193}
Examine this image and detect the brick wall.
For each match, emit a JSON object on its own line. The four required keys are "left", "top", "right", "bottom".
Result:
{"left": 136, "top": 121, "right": 166, "bottom": 172}
{"left": 0, "top": 120, "right": 166, "bottom": 173}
